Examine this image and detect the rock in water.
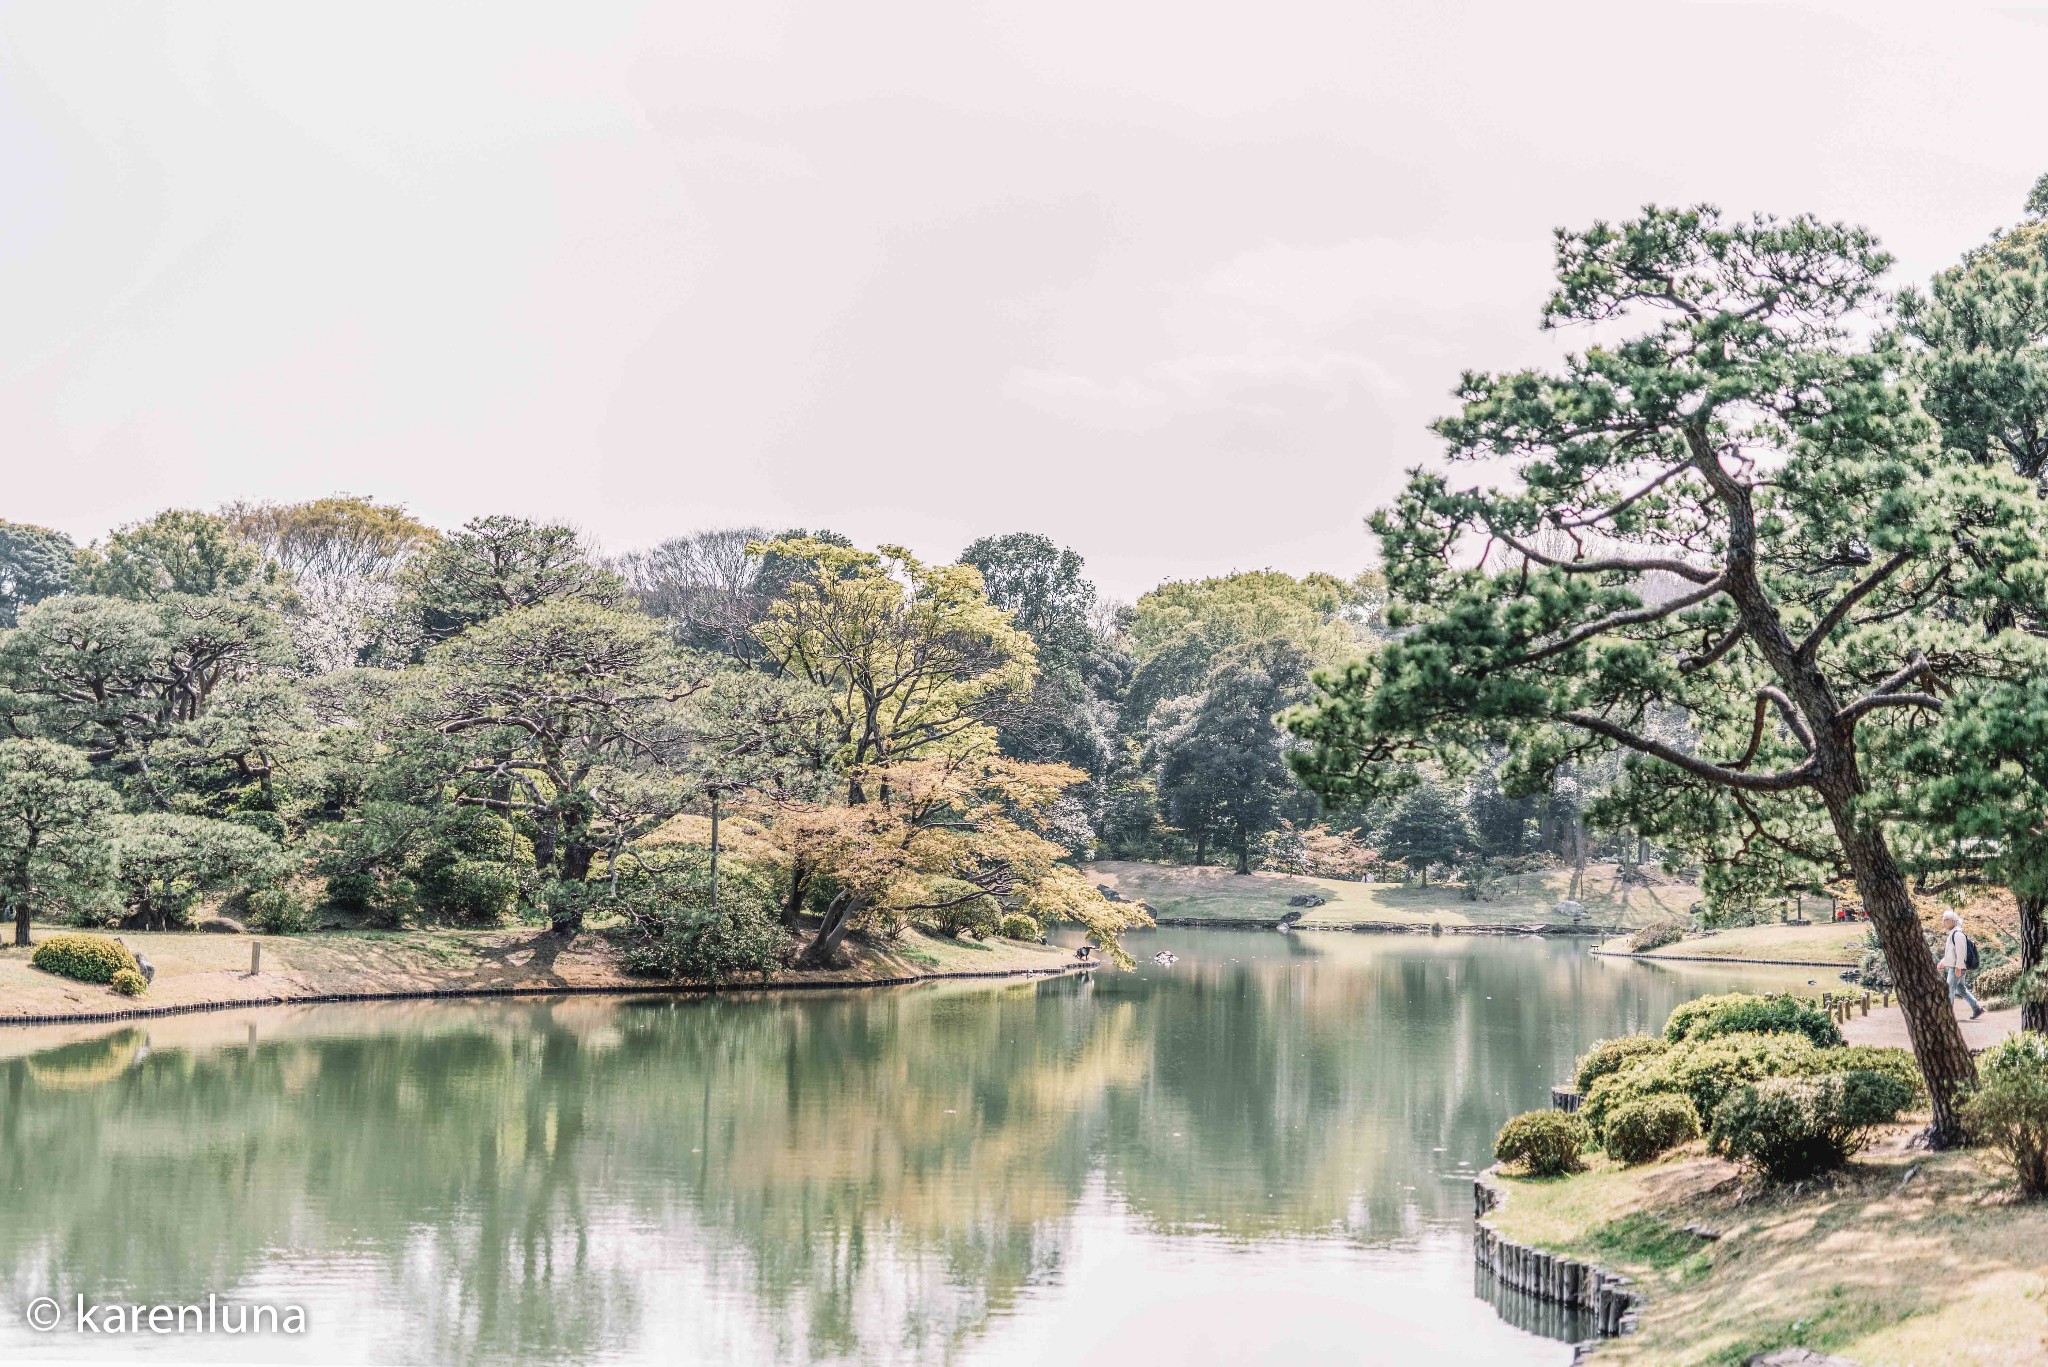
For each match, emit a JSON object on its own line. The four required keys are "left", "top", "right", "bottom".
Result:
{"left": 1152, "top": 951, "right": 1178, "bottom": 966}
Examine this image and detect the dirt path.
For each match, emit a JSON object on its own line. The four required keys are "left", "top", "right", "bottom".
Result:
{"left": 1841, "top": 1003, "right": 2019, "bottom": 1050}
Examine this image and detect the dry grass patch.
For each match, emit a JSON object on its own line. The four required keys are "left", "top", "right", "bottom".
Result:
{"left": 1489, "top": 1129, "right": 2048, "bottom": 1365}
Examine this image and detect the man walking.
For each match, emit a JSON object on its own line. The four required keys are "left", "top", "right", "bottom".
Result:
{"left": 1940, "top": 910, "right": 1984, "bottom": 1021}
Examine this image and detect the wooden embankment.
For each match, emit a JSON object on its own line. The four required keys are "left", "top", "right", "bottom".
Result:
{"left": 1473, "top": 1176, "right": 1638, "bottom": 1340}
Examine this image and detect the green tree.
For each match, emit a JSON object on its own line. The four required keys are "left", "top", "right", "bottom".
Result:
{"left": 1150, "top": 640, "right": 1314, "bottom": 873}
{"left": 397, "top": 516, "right": 623, "bottom": 652}
{"left": 1287, "top": 205, "right": 2048, "bottom": 1143}
{"left": 959, "top": 532, "right": 1116, "bottom": 783}
{"left": 1898, "top": 190, "right": 2048, "bottom": 1020}
{"left": 224, "top": 495, "right": 438, "bottom": 672}
{"left": 0, "top": 739, "right": 119, "bottom": 944}
{"left": 1378, "top": 782, "right": 1472, "bottom": 887}
{"left": 0, "top": 521, "right": 74, "bottom": 627}
{"left": 412, "top": 600, "right": 706, "bottom": 933}
{"left": 750, "top": 538, "right": 1035, "bottom": 799}
{"left": 75, "top": 509, "right": 267, "bottom": 600}
{"left": 108, "top": 811, "right": 287, "bottom": 930}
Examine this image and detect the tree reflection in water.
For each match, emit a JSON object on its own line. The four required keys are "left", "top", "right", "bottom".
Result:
{"left": 0, "top": 931, "right": 1799, "bottom": 1364}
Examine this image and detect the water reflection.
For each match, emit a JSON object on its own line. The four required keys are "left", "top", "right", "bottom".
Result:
{"left": 0, "top": 931, "right": 1805, "bottom": 1365}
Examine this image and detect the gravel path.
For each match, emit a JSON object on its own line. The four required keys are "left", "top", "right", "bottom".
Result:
{"left": 1841, "top": 1004, "right": 2019, "bottom": 1050}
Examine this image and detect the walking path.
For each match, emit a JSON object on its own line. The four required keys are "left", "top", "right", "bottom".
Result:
{"left": 1841, "top": 1004, "right": 2019, "bottom": 1050}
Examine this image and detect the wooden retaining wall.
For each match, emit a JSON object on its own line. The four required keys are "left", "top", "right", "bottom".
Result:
{"left": 1474, "top": 1177, "right": 1639, "bottom": 1340}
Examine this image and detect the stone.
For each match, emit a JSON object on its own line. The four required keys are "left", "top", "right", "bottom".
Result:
{"left": 1554, "top": 899, "right": 1586, "bottom": 922}
{"left": 199, "top": 917, "right": 247, "bottom": 934}
{"left": 1286, "top": 894, "right": 1325, "bottom": 908}
{"left": 1746, "top": 1351, "right": 1861, "bottom": 1367}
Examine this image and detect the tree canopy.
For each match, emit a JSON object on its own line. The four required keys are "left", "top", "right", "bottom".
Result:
{"left": 1288, "top": 204, "right": 2048, "bottom": 1143}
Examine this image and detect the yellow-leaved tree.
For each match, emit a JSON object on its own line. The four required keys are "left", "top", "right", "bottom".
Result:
{"left": 741, "top": 539, "right": 1149, "bottom": 965}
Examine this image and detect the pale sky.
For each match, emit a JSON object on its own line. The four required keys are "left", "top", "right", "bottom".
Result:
{"left": 3, "top": 1, "right": 2045, "bottom": 599}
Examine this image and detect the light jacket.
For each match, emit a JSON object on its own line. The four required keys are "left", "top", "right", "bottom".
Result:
{"left": 1940, "top": 925, "right": 1967, "bottom": 971}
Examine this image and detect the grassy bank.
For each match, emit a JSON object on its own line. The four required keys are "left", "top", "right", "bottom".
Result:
{"left": 1488, "top": 1138, "right": 2048, "bottom": 1365}
{"left": 1088, "top": 859, "right": 1704, "bottom": 928}
{"left": 0, "top": 926, "right": 1084, "bottom": 1025}
{"left": 1597, "top": 922, "right": 1868, "bottom": 966}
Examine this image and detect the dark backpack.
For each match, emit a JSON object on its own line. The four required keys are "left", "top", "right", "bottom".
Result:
{"left": 1965, "top": 935, "right": 1980, "bottom": 971}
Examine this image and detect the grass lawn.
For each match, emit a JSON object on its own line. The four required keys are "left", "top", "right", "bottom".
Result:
{"left": 1488, "top": 1136, "right": 2048, "bottom": 1366}
{"left": 1087, "top": 860, "right": 1703, "bottom": 928}
{"left": 1599, "top": 921, "right": 1868, "bottom": 965}
{"left": 0, "top": 924, "right": 1080, "bottom": 1024}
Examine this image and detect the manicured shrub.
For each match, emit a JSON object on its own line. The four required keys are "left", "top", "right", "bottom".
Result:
{"left": 29, "top": 934, "right": 138, "bottom": 984}
{"left": 1665, "top": 992, "right": 1843, "bottom": 1048}
{"left": 1710, "top": 1070, "right": 1913, "bottom": 1182}
{"left": 1603, "top": 1094, "right": 1701, "bottom": 1165}
{"left": 245, "top": 888, "right": 309, "bottom": 935}
{"left": 997, "top": 912, "right": 1041, "bottom": 941}
{"left": 1574, "top": 1034, "right": 1669, "bottom": 1093}
{"left": 1821, "top": 1045, "right": 1924, "bottom": 1102}
{"left": 610, "top": 854, "right": 792, "bottom": 984}
{"left": 1963, "top": 1034, "right": 2048, "bottom": 1197}
{"left": 1856, "top": 947, "right": 1893, "bottom": 991}
{"left": 1630, "top": 915, "right": 1690, "bottom": 953}
{"left": 1493, "top": 1110, "right": 1590, "bottom": 1177}
{"left": 109, "top": 968, "right": 147, "bottom": 997}
{"left": 1583, "top": 1031, "right": 1816, "bottom": 1135}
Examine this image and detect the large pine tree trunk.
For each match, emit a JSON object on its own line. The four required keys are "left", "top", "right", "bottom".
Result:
{"left": 1820, "top": 785, "right": 1975, "bottom": 1145}
{"left": 2021, "top": 892, "right": 2047, "bottom": 1035}
{"left": 11, "top": 900, "right": 26, "bottom": 948}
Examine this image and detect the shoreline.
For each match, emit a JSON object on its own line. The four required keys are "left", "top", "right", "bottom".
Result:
{"left": 0, "top": 960, "right": 1098, "bottom": 1029}
{"left": 1589, "top": 948, "right": 1861, "bottom": 969}
{"left": 0, "top": 925, "right": 1096, "bottom": 1030}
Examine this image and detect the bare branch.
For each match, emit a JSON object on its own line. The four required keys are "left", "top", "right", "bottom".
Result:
{"left": 1492, "top": 528, "right": 1720, "bottom": 584}
{"left": 1680, "top": 623, "right": 1747, "bottom": 673}
{"left": 1795, "top": 550, "right": 1912, "bottom": 662}
{"left": 1512, "top": 577, "right": 1725, "bottom": 666}
{"left": 1840, "top": 692, "right": 1943, "bottom": 725}
{"left": 1558, "top": 460, "right": 1696, "bottom": 529}
{"left": 1563, "top": 710, "right": 1817, "bottom": 792}
{"left": 1722, "top": 695, "right": 1767, "bottom": 770}
{"left": 1759, "top": 686, "right": 1815, "bottom": 752}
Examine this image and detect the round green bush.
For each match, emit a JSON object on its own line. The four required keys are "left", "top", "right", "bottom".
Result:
{"left": 245, "top": 888, "right": 309, "bottom": 935}
{"left": 1603, "top": 1094, "right": 1701, "bottom": 1164}
{"left": 109, "top": 968, "right": 148, "bottom": 998}
{"left": 997, "top": 912, "right": 1041, "bottom": 941}
{"left": 1963, "top": 1033, "right": 2048, "bottom": 1196}
{"left": 29, "top": 934, "right": 139, "bottom": 984}
{"left": 1583, "top": 1031, "right": 1817, "bottom": 1135}
{"left": 1665, "top": 992, "right": 1843, "bottom": 1048}
{"left": 1493, "top": 1109, "right": 1590, "bottom": 1177}
{"left": 1709, "top": 1069, "right": 1913, "bottom": 1182}
{"left": 1574, "top": 1034, "right": 1669, "bottom": 1093}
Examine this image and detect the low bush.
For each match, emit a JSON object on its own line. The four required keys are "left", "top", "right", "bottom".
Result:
{"left": 1709, "top": 1070, "right": 1913, "bottom": 1182}
{"left": 1574, "top": 1034, "right": 1669, "bottom": 1093}
{"left": 1583, "top": 1031, "right": 1816, "bottom": 1135}
{"left": 245, "top": 888, "right": 309, "bottom": 935}
{"left": 109, "top": 968, "right": 148, "bottom": 997}
{"left": 1963, "top": 1034, "right": 2048, "bottom": 1197}
{"left": 1630, "top": 916, "right": 1690, "bottom": 953}
{"left": 1494, "top": 1110, "right": 1590, "bottom": 1177}
{"left": 29, "top": 934, "right": 138, "bottom": 984}
{"left": 997, "top": 912, "right": 1041, "bottom": 941}
{"left": 1665, "top": 992, "right": 1843, "bottom": 1048}
{"left": 1603, "top": 1094, "right": 1701, "bottom": 1165}
{"left": 610, "top": 853, "right": 793, "bottom": 984}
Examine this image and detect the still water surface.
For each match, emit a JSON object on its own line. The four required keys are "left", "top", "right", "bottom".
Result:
{"left": 0, "top": 929, "right": 1812, "bottom": 1365}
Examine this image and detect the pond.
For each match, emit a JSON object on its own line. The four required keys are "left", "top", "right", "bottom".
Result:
{"left": 0, "top": 929, "right": 1816, "bottom": 1365}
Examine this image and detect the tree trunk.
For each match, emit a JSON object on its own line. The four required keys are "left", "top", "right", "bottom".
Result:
{"left": 799, "top": 891, "right": 855, "bottom": 968}
{"left": 11, "top": 899, "right": 26, "bottom": 948}
{"left": 1234, "top": 829, "right": 1250, "bottom": 875}
{"left": 1820, "top": 784, "right": 1976, "bottom": 1144}
{"left": 1193, "top": 831, "right": 1206, "bottom": 866}
{"left": 782, "top": 865, "right": 809, "bottom": 931}
{"left": 2022, "top": 892, "right": 2047, "bottom": 1035}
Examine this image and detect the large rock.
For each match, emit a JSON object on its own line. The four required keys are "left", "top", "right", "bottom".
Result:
{"left": 1287, "top": 893, "right": 1325, "bottom": 908}
{"left": 1553, "top": 900, "right": 1586, "bottom": 922}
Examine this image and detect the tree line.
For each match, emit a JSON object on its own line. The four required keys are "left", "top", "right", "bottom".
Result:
{"left": 0, "top": 501, "right": 1399, "bottom": 975}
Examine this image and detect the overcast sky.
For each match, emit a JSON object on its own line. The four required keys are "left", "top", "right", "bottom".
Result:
{"left": 3, "top": 2, "right": 2045, "bottom": 599}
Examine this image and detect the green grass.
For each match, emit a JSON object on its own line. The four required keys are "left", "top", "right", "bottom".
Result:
{"left": 1087, "top": 860, "right": 1704, "bottom": 928}
{"left": 1599, "top": 921, "right": 1866, "bottom": 965}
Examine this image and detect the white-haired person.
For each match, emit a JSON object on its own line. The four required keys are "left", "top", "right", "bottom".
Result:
{"left": 1939, "top": 910, "right": 1984, "bottom": 1021}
